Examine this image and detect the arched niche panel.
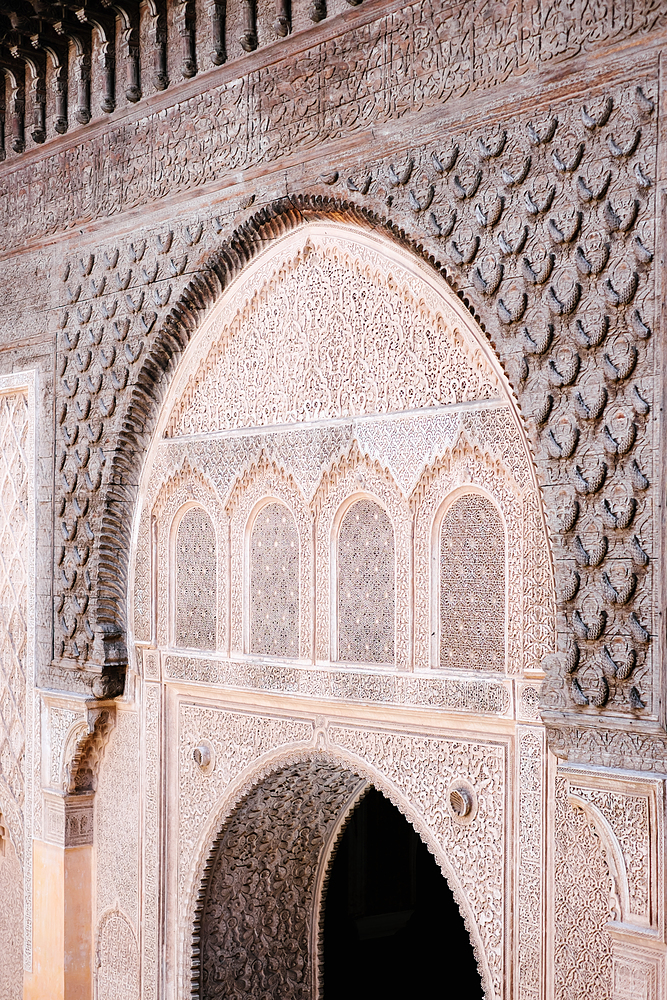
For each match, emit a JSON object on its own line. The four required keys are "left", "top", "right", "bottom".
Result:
{"left": 96, "top": 908, "right": 140, "bottom": 1000}
{"left": 187, "top": 748, "right": 495, "bottom": 1000}
{"left": 174, "top": 506, "right": 217, "bottom": 651}
{"left": 249, "top": 501, "right": 300, "bottom": 657}
{"left": 149, "top": 464, "right": 227, "bottom": 653}
{"left": 439, "top": 492, "right": 506, "bottom": 672}
{"left": 226, "top": 456, "right": 313, "bottom": 659}
{"left": 312, "top": 446, "right": 410, "bottom": 669}
{"left": 337, "top": 497, "right": 395, "bottom": 665}
{"left": 412, "top": 439, "right": 553, "bottom": 674}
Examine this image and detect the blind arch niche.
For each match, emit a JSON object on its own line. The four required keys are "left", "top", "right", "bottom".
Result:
{"left": 173, "top": 504, "right": 217, "bottom": 651}
{"left": 437, "top": 490, "right": 506, "bottom": 672}
{"left": 336, "top": 495, "right": 396, "bottom": 665}
{"left": 248, "top": 499, "right": 300, "bottom": 658}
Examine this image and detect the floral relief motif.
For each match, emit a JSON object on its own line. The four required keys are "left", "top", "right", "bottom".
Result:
{"left": 327, "top": 725, "right": 506, "bottom": 999}
{"left": 152, "top": 461, "right": 227, "bottom": 651}
{"left": 225, "top": 454, "right": 313, "bottom": 659}
{"left": 164, "top": 235, "right": 501, "bottom": 438}
{"left": 312, "top": 443, "right": 411, "bottom": 668}
{"left": 440, "top": 493, "right": 505, "bottom": 672}
{"left": 553, "top": 774, "right": 613, "bottom": 1000}
{"left": 175, "top": 508, "right": 217, "bottom": 651}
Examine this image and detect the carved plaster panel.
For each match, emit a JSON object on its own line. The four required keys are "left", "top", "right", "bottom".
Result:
{"left": 411, "top": 437, "right": 541, "bottom": 674}
{"left": 96, "top": 908, "right": 140, "bottom": 1000}
{"left": 312, "top": 444, "right": 410, "bottom": 668}
{"left": 565, "top": 768, "right": 663, "bottom": 932}
{"left": 152, "top": 462, "right": 227, "bottom": 652}
{"left": 163, "top": 655, "right": 513, "bottom": 716}
{"left": 95, "top": 709, "right": 140, "bottom": 929}
{"left": 0, "top": 372, "right": 35, "bottom": 971}
{"left": 164, "top": 231, "right": 502, "bottom": 437}
{"left": 552, "top": 773, "right": 614, "bottom": 1000}
{"left": 226, "top": 454, "right": 313, "bottom": 659}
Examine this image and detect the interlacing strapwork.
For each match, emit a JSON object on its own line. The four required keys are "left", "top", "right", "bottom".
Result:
{"left": 440, "top": 494, "right": 505, "bottom": 671}
{"left": 176, "top": 508, "right": 216, "bottom": 650}
{"left": 338, "top": 499, "right": 395, "bottom": 664}
{"left": 0, "top": 392, "right": 28, "bottom": 832}
{"left": 250, "top": 503, "right": 299, "bottom": 657}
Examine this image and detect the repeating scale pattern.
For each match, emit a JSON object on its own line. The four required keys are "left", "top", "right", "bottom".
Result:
{"left": 50, "top": 80, "right": 656, "bottom": 723}
{"left": 0, "top": 1, "right": 664, "bottom": 249}
{"left": 337, "top": 499, "right": 395, "bottom": 664}
{"left": 176, "top": 507, "right": 217, "bottom": 650}
{"left": 0, "top": 392, "right": 28, "bottom": 863}
{"left": 440, "top": 494, "right": 505, "bottom": 671}
{"left": 250, "top": 502, "right": 299, "bottom": 657}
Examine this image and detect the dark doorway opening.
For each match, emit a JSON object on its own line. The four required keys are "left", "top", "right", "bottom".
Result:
{"left": 322, "top": 788, "right": 484, "bottom": 1000}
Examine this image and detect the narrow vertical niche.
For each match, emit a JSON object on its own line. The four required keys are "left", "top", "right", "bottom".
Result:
{"left": 337, "top": 499, "right": 395, "bottom": 664}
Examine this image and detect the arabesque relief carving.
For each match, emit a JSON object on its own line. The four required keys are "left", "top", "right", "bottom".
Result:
{"left": 49, "top": 79, "right": 656, "bottom": 730}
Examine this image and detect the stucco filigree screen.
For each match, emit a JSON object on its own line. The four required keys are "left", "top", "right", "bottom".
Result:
{"left": 440, "top": 494, "right": 505, "bottom": 671}
{"left": 337, "top": 499, "right": 395, "bottom": 664}
{"left": 250, "top": 502, "right": 299, "bottom": 657}
{"left": 175, "top": 507, "right": 217, "bottom": 650}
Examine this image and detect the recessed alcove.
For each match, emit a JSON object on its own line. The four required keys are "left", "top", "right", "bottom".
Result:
{"left": 322, "top": 788, "right": 483, "bottom": 1000}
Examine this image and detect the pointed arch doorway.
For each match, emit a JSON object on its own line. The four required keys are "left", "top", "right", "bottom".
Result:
{"left": 322, "top": 787, "right": 483, "bottom": 1000}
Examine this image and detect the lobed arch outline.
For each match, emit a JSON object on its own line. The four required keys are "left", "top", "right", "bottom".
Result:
{"left": 140, "top": 459, "right": 227, "bottom": 654}
{"left": 430, "top": 483, "right": 509, "bottom": 673}
{"left": 329, "top": 489, "right": 398, "bottom": 667}
{"left": 225, "top": 453, "right": 313, "bottom": 658}
{"left": 183, "top": 742, "right": 496, "bottom": 1000}
{"left": 110, "top": 195, "right": 547, "bottom": 685}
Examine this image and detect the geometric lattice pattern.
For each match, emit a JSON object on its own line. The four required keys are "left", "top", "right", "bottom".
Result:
{"left": 175, "top": 507, "right": 217, "bottom": 650}
{"left": 440, "top": 494, "right": 505, "bottom": 671}
{"left": 338, "top": 499, "right": 395, "bottom": 664}
{"left": 250, "top": 502, "right": 299, "bottom": 657}
{"left": 0, "top": 392, "right": 28, "bottom": 830}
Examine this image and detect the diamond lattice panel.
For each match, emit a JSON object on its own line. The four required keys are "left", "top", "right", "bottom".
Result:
{"left": 0, "top": 393, "right": 28, "bottom": 823}
{"left": 175, "top": 508, "right": 217, "bottom": 650}
{"left": 440, "top": 494, "right": 505, "bottom": 671}
{"left": 338, "top": 499, "right": 395, "bottom": 664}
{"left": 250, "top": 502, "right": 299, "bottom": 657}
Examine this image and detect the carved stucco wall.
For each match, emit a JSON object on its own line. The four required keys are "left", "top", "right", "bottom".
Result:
{"left": 0, "top": 375, "right": 36, "bottom": 973}
{"left": 28, "top": 64, "right": 655, "bottom": 771}
{"left": 179, "top": 713, "right": 504, "bottom": 1000}
{"left": 553, "top": 774, "right": 614, "bottom": 999}
{"left": 132, "top": 224, "right": 553, "bottom": 682}
{"left": 95, "top": 708, "right": 140, "bottom": 931}
{"left": 0, "top": 833, "right": 23, "bottom": 1000}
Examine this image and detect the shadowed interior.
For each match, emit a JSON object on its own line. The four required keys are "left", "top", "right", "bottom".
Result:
{"left": 323, "top": 788, "right": 483, "bottom": 1000}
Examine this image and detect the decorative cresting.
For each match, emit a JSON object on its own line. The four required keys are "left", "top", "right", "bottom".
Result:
{"left": 193, "top": 760, "right": 364, "bottom": 1000}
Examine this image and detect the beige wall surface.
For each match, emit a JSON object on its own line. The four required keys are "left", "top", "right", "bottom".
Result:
{"left": 0, "top": 1, "right": 667, "bottom": 998}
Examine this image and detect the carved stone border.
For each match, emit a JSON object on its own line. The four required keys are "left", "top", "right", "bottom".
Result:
{"left": 0, "top": 370, "right": 36, "bottom": 971}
